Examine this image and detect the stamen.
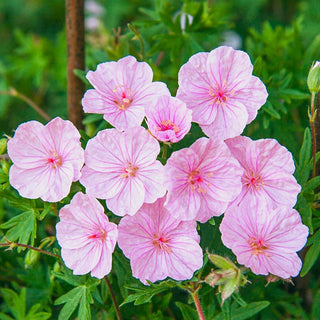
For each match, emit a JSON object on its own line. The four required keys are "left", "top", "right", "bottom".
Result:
{"left": 120, "top": 163, "right": 138, "bottom": 178}
{"left": 249, "top": 237, "right": 268, "bottom": 256}
{"left": 47, "top": 150, "right": 62, "bottom": 169}
{"left": 157, "top": 120, "right": 180, "bottom": 133}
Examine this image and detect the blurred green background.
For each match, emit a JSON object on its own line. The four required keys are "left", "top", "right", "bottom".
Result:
{"left": 1, "top": 1, "right": 320, "bottom": 319}
{"left": 0, "top": 0, "right": 319, "bottom": 159}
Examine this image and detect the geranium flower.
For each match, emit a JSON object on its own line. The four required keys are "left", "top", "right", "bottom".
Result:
{"left": 164, "top": 137, "right": 243, "bottom": 222}
{"left": 7, "top": 117, "right": 84, "bottom": 202}
{"left": 117, "top": 196, "right": 203, "bottom": 284}
{"left": 177, "top": 46, "right": 268, "bottom": 140}
{"left": 220, "top": 203, "right": 308, "bottom": 278}
{"left": 145, "top": 95, "right": 192, "bottom": 143}
{"left": 82, "top": 55, "right": 170, "bottom": 130}
{"left": 225, "top": 136, "right": 301, "bottom": 208}
{"left": 80, "top": 126, "right": 166, "bottom": 216}
{"left": 56, "top": 192, "right": 118, "bottom": 279}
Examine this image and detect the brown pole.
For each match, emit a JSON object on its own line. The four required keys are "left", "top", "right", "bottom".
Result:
{"left": 66, "top": 0, "right": 85, "bottom": 129}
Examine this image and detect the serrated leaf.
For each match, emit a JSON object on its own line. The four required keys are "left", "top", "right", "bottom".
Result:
{"left": 299, "top": 128, "right": 312, "bottom": 169}
{"left": 214, "top": 301, "right": 270, "bottom": 320}
{"left": 0, "top": 210, "right": 37, "bottom": 246}
{"left": 26, "top": 304, "right": 51, "bottom": 320}
{"left": 300, "top": 229, "right": 320, "bottom": 277}
{"left": 0, "top": 288, "right": 26, "bottom": 320}
{"left": 78, "top": 288, "right": 92, "bottom": 320}
{"left": 55, "top": 286, "right": 83, "bottom": 320}
{"left": 175, "top": 302, "right": 198, "bottom": 320}
{"left": 121, "top": 280, "right": 176, "bottom": 306}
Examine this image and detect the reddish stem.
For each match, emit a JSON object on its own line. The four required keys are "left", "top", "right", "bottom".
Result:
{"left": 192, "top": 291, "right": 206, "bottom": 320}
{"left": 0, "top": 241, "right": 60, "bottom": 258}
{"left": 104, "top": 276, "right": 122, "bottom": 320}
{"left": 66, "top": 0, "right": 85, "bottom": 129}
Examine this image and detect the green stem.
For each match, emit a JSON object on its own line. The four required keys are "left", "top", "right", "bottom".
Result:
{"left": 162, "top": 143, "right": 167, "bottom": 159}
{"left": 104, "top": 276, "right": 122, "bottom": 320}
{"left": 309, "top": 92, "right": 317, "bottom": 177}
{"left": 127, "top": 23, "right": 145, "bottom": 60}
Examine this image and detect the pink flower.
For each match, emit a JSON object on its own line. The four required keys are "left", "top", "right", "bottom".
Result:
{"left": 80, "top": 126, "right": 166, "bottom": 216}
{"left": 145, "top": 95, "right": 192, "bottom": 143}
{"left": 177, "top": 46, "right": 268, "bottom": 140}
{"left": 225, "top": 136, "right": 301, "bottom": 208}
{"left": 82, "top": 56, "right": 170, "bottom": 130}
{"left": 164, "top": 137, "right": 243, "bottom": 222}
{"left": 7, "top": 117, "right": 84, "bottom": 202}
{"left": 117, "top": 196, "right": 203, "bottom": 284}
{"left": 56, "top": 192, "right": 118, "bottom": 279}
{"left": 220, "top": 203, "right": 308, "bottom": 278}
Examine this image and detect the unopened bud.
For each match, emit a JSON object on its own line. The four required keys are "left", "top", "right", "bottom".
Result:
{"left": 206, "top": 253, "right": 248, "bottom": 305}
{"left": 307, "top": 61, "right": 320, "bottom": 94}
{"left": 0, "top": 138, "right": 7, "bottom": 155}
{"left": 25, "top": 249, "right": 40, "bottom": 268}
{"left": 265, "top": 274, "right": 294, "bottom": 286}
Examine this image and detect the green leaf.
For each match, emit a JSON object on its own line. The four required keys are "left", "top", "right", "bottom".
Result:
{"left": 0, "top": 288, "right": 26, "bottom": 320}
{"left": 300, "top": 229, "right": 320, "bottom": 277}
{"left": 299, "top": 128, "right": 312, "bottom": 169}
{"left": 0, "top": 313, "right": 14, "bottom": 320}
{"left": 303, "top": 176, "right": 320, "bottom": 194}
{"left": 39, "top": 202, "right": 54, "bottom": 220}
{"left": 214, "top": 301, "right": 270, "bottom": 320}
{"left": 121, "top": 280, "right": 176, "bottom": 306}
{"left": 25, "top": 304, "right": 51, "bottom": 320}
{"left": 297, "top": 195, "right": 313, "bottom": 233}
{"left": 73, "top": 69, "right": 90, "bottom": 86}
{"left": 280, "top": 89, "right": 310, "bottom": 100}
{"left": 78, "top": 287, "right": 92, "bottom": 320}
{"left": 0, "top": 210, "right": 37, "bottom": 246}
{"left": 55, "top": 286, "right": 83, "bottom": 320}
{"left": 263, "top": 101, "right": 281, "bottom": 119}
{"left": 175, "top": 302, "right": 198, "bottom": 320}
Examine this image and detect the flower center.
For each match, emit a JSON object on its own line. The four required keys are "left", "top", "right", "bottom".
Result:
{"left": 248, "top": 237, "right": 268, "bottom": 256}
{"left": 157, "top": 120, "right": 180, "bottom": 133}
{"left": 188, "top": 168, "right": 207, "bottom": 193}
{"left": 47, "top": 150, "right": 62, "bottom": 169}
{"left": 152, "top": 235, "right": 171, "bottom": 253}
{"left": 120, "top": 163, "right": 138, "bottom": 178}
{"left": 243, "top": 170, "right": 264, "bottom": 191}
{"left": 88, "top": 228, "right": 107, "bottom": 241}
{"left": 113, "top": 85, "right": 133, "bottom": 111}
{"left": 209, "top": 86, "right": 229, "bottom": 105}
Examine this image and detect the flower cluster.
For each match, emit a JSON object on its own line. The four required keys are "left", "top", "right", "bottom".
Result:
{"left": 7, "top": 47, "right": 308, "bottom": 283}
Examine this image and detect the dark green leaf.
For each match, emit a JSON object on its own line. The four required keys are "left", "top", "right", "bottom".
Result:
{"left": 299, "top": 128, "right": 312, "bottom": 169}
{"left": 297, "top": 195, "right": 313, "bottom": 234}
{"left": 303, "top": 176, "right": 320, "bottom": 194}
{"left": 121, "top": 280, "right": 176, "bottom": 306}
{"left": 300, "top": 229, "right": 320, "bottom": 277}
{"left": 175, "top": 302, "right": 198, "bottom": 320}
{"left": 214, "top": 301, "right": 270, "bottom": 320}
{"left": 263, "top": 101, "right": 281, "bottom": 119}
